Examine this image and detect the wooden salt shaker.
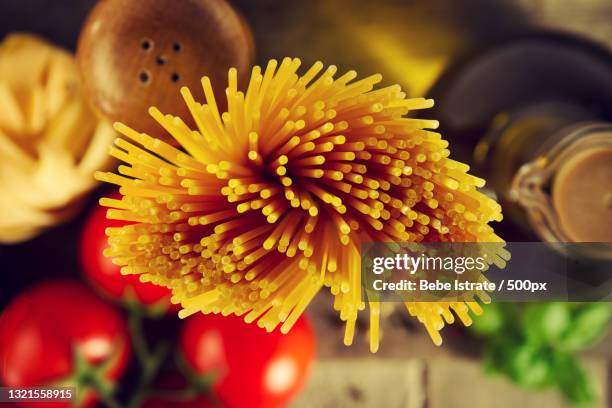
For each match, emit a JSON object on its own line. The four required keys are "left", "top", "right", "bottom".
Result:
{"left": 77, "top": 0, "right": 254, "bottom": 139}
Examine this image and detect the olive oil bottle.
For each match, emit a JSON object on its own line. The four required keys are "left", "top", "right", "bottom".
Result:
{"left": 429, "top": 32, "right": 612, "bottom": 259}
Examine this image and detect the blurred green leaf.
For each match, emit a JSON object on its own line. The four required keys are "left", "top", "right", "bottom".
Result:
{"left": 551, "top": 352, "right": 595, "bottom": 405}
{"left": 482, "top": 337, "right": 519, "bottom": 373}
{"left": 471, "top": 303, "right": 506, "bottom": 336}
{"left": 472, "top": 302, "right": 610, "bottom": 405}
{"left": 558, "top": 303, "right": 612, "bottom": 352}
{"left": 522, "top": 303, "right": 570, "bottom": 346}
{"left": 506, "top": 344, "right": 553, "bottom": 388}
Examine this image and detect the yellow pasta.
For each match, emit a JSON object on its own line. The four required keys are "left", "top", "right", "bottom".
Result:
{"left": 97, "top": 58, "right": 504, "bottom": 351}
{"left": 0, "top": 33, "right": 115, "bottom": 243}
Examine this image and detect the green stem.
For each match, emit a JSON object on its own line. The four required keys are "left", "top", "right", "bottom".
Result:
{"left": 71, "top": 347, "right": 122, "bottom": 408}
{"left": 128, "top": 308, "right": 151, "bottom": 362}
{"left": 128, "top": 341, "right": 170, "bottom": 408}
{"left": 88, "top": 375, "right": 122, "bottom": 408}
{"left": 125, "top": 305, "right": 171, "bottom": 408}
{"left": 174, "top": 351, "right": 223, "bottom": 407}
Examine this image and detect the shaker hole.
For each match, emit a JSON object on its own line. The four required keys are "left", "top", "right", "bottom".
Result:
{"left": 172, "top": 42, "right": 182, "bottom": 52}
{"left": 141, "top": 39, "right": 153, "bottom": 51}
{"left": 171, "top": 72, "right": 180, "bottom": 83}
{"left": 139, "top": 71, "right": 151, "bottom": 85}
{"left": 156, "top": 55, "right": 166, "bottom": 65}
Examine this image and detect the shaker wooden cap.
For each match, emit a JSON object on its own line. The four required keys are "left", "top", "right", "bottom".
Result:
{"left": 77, "top": 0, "right": 254, "bottom": 139}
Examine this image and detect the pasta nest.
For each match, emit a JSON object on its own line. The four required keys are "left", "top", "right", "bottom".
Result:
{"left": 97, "top": 58, "right": 505, "bottom": 351}
{"left": 0, "top": 34, "right": 115, "bottom": 243}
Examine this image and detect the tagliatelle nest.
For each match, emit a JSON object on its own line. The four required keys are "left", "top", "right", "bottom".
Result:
{"left": 97, "top": 58, "right": 504, "bottom": 351}
{"left": 0, "top": 34, "right": 115, "bottom": 243}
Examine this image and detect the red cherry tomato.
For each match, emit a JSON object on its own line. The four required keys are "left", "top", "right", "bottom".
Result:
{"left": 80, "top": 193, "right": 176, "bottom": 312}
{"left": 180, "top": 314, "right": 315, "bottom": 408}
{"left": 0, "top": 280, "right": 130, "bottom": 407}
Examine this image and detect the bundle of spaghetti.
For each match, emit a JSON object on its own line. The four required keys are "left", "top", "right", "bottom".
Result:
{"left": 0, "top": 34, "right": 115, "bottom": 243}
{"left": 97, "top": 58, "right": 505, "bottom": 352}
